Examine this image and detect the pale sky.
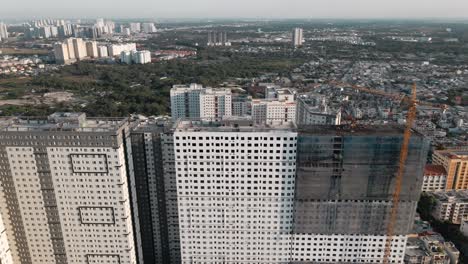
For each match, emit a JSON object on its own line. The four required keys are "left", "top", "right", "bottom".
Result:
{"left": 1, "top": 0, "right": 468, "bottom": 19}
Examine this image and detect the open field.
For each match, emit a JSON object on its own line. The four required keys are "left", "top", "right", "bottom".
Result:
{"left": 0, "top": 47, "right": 49, "bottom": 55}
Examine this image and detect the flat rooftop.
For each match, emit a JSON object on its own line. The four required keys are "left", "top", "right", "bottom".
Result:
{"left": 174, "top": 119, "right": 296, "bottom": 133}
{"left": 424, "top": 164, "right": 447, "bottom": 175}
{"left": 0, "top": 113, "right": 128, "bottom": 133}
{"left": 437, "top": 149, "right": 468, "bottom": 159}
{"left": 298, "top": 124, "right": 422, "bottom": 136}
{"left": 432, "top": 190, "right": 468, "bottom": 203}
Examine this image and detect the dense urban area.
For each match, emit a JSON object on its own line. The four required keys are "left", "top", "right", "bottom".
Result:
{"left": 0, "top": 17, "right": 467, "bottom": 264}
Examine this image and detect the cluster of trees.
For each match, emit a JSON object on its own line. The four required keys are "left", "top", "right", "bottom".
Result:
{"left": 0, "top": 49, "right": 305, "bottom": 117}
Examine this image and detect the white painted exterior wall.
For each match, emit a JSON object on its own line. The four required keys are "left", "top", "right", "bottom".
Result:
{"left": 173, "top": 127, "right": 408, "bottom": 264}
{"left": 199, "top": 88, "right": 232, "bottom": 121}
{"left": 174, "top": 130, "right": 297, "bottom": 263}
{"left": 0, "top": 213, "right": 13, "bottom": 264}
{"left": 1, "top": 142, "right": 137, "bottom": 264}
{"left": 422, "top": 174, "right": 447, "bottom": 192}
{"left": 251, "top": 100, "right": 296, "bottom": 125}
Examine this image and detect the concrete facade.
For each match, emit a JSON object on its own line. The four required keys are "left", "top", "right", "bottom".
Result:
{"left": 0, "top": 113, "right": 138, "bottom": 264}
{"left": 172, "top": 120, "right": 428, "bottom": 263}
{"left": 128, "top": 118, "right": 180, "bottom": 264}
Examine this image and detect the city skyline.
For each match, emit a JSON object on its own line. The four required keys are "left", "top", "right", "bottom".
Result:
{"left": 0, "top": 0, "right": 468, "bottom": 20}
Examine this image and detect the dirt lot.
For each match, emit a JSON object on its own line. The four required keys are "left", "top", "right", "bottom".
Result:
{"left": 0, "top": 48, "right": 49, "bottom": 55}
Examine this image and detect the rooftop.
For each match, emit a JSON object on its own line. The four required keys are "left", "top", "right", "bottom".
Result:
{"left": 431, "top": 190, "right": 468, "bottom": 203}
{"left": 174, "top": 119, "right": 296, "bottom": 133}
{"left": 298, "top": 124, "right": 423, "bottom": 137}
{"left": 0, "top": 113, "right": 128, "bottom": 133}
{"left": 424, "top": 165, "right": 447, "bottom": 175}
{"left": 436, "top": 149, "right": 468, "bottom": 159}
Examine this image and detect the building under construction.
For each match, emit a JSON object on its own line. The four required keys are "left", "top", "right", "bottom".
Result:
{"left": 293, "top": 125, "right": 430, "bottom": 263}
{"left": 170, "top": 119, "right": 429, "bottom": 264}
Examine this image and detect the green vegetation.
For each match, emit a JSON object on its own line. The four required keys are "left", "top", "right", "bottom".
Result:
{"left": 0, "top": 50, "right": 305, "bottom": 117}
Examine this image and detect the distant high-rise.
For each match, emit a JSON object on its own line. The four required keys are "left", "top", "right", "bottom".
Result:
{"left": 0, "top": 113, "right": 138, "bottom": 264}
{"left": 85, "top": 41, "right": 98, "bottom": 58}
{"left": 293, "top": 27, "right": 304, "bottom": 47}
{"left": 251, "top": 88, "right": 297, "bottom": 125}
{"left": 64, "top": 38, "right": 76, "bottom": 60}
{"left": 170, "top": 84, "right": 205, "bottom": 120}
{"left": 142, "top": 23, "right": 157, "bottom": 33}
{"left": 170, "top": 84, "right": 233, "bottom": 121}
{"left": 98, "top": 45, "right": 109, "bottom": 57}
{"left": 129, "top": 22, "right": 141, "bottom": 33}
{"left": 207, "top": 31, "right": 230, "bottom": 47}
{"left": 53, "top": 42, "right": 70, "bottom": 64}
{"left": 72, "top": 38, "right": 87, "bottom": 60}
{"left": 96, "top": 18, "right": 105, "bottom": 27}
{"left": 199, "top": 88, "right": 232, "bottom": 121}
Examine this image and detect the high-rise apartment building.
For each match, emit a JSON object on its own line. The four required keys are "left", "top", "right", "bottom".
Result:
{"left": 0, "top": 23, "right": 8, "bottom": 41}
{"left": 174, "top": 119, "right": 298, "bottom": 264}
{"left": 293, "top": 27, "right": 304, "bottom": 47}
{"left": 128, "top": 118, "right": 181, "bottom": 264}
{"left": 53, "top": 42, "right": 70, "bottom": 64}
{"left": 64, "top": 38, "right": 76, "bottom": 60}
{"left": 0, "top": 113, "right": 138, "bottom": 264}
{"left": 108, "top": 43, "right": 137, "bottom": 57}
{"left": 252, "top": 88, "right": 296, "bottom": 125}
{"left": 296, "top": 93, "right": 342, "bottom": 125}
{"left": 129, "top": 23, "right": 141, "bottom": 33}
{"left": 72, "top": 38, "right": 87, "bottom": 60}
{"left": 294, "top": 125, "right": 428, "bottom": 263}
{"left": 85, "top": 41, "right": 98, "bottom": 58}
{"left": 172, "top": 120, "right": 429, "bottom": 263}
{"left": 0, "top": 214, "right": 13, "bottom": 264}
{"left": 207, "top": 31, "right": 231, "bottom": 46}
{"left": 199, "top": 88, "right": 232, "bottom": 121}
{"left": 142, "top": 23, "right": 157, "bottom": 33}
{"left": 97, "top": 45, "right": 109, "bottom": 57}
{"left": 433, "top": 149, "right": 468, "bottom": 190}
{"left": 171, "top": 84, "right": 234, "bottom": 121}
{"left": 170, "top": 84, "right": 205, "bottom": 120}
{"left": 232, "top": 94, "right": 251, "bottom": 117}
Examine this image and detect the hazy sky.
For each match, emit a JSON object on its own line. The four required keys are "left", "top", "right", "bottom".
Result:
{"left": 1, "top": 0, "right": 468, "bottom": 19}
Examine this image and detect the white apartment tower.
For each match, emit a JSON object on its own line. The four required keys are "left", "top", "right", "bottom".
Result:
{"left": 142, "top": 23, "right": 157, "bottom": 33}
{"left": 293, "top": 27, "right": 303, "bottom": 47}
{"left": 0, "top": 113, "right": 138, "bottom": 264}
{"left": 0, "top": 23, "right": 8, "bottom": 41}
{"left": 252, "top": 88, "right": 296, "bottom": 125}
{"left": 0, "top": 214, "right": 13, "bottom": 264}
{"left": 97, "top": 45, "right": 109, "bottom": 57}
{"left": 54, "top": 42, "right": 70, "bottom": 64}
{"left": 174, "top": 120, "right": 298, "bottom": 264}
{"left": 170, "top": 84, "right": 205, "bottom": 120}
{"left": 129, "top": 23, "right": 141, "bottom": 33}
{"left": 85, "top": 41, "right": 99, "bottom": 58}
{"left": 72, "top": 38, "right": 87, "bottom": 60}
{"left": 199, "top": 88, "right": 232, "bottom": 121}
{"left": 64, "top": 38, "right": 76, "bottom": 60}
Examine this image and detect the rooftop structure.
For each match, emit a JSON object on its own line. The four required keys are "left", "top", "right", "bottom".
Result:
{"left": 430, "top": 190, "right": 468, "bottom": 224}
{"left": 0, "top": 112, "right": 128, "bottom": 132}
{"left": 422, "top": 164, "right": 447, "bottom": 192}
{"left": 433, "top": 149, "right": 468, "bottom": 190}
